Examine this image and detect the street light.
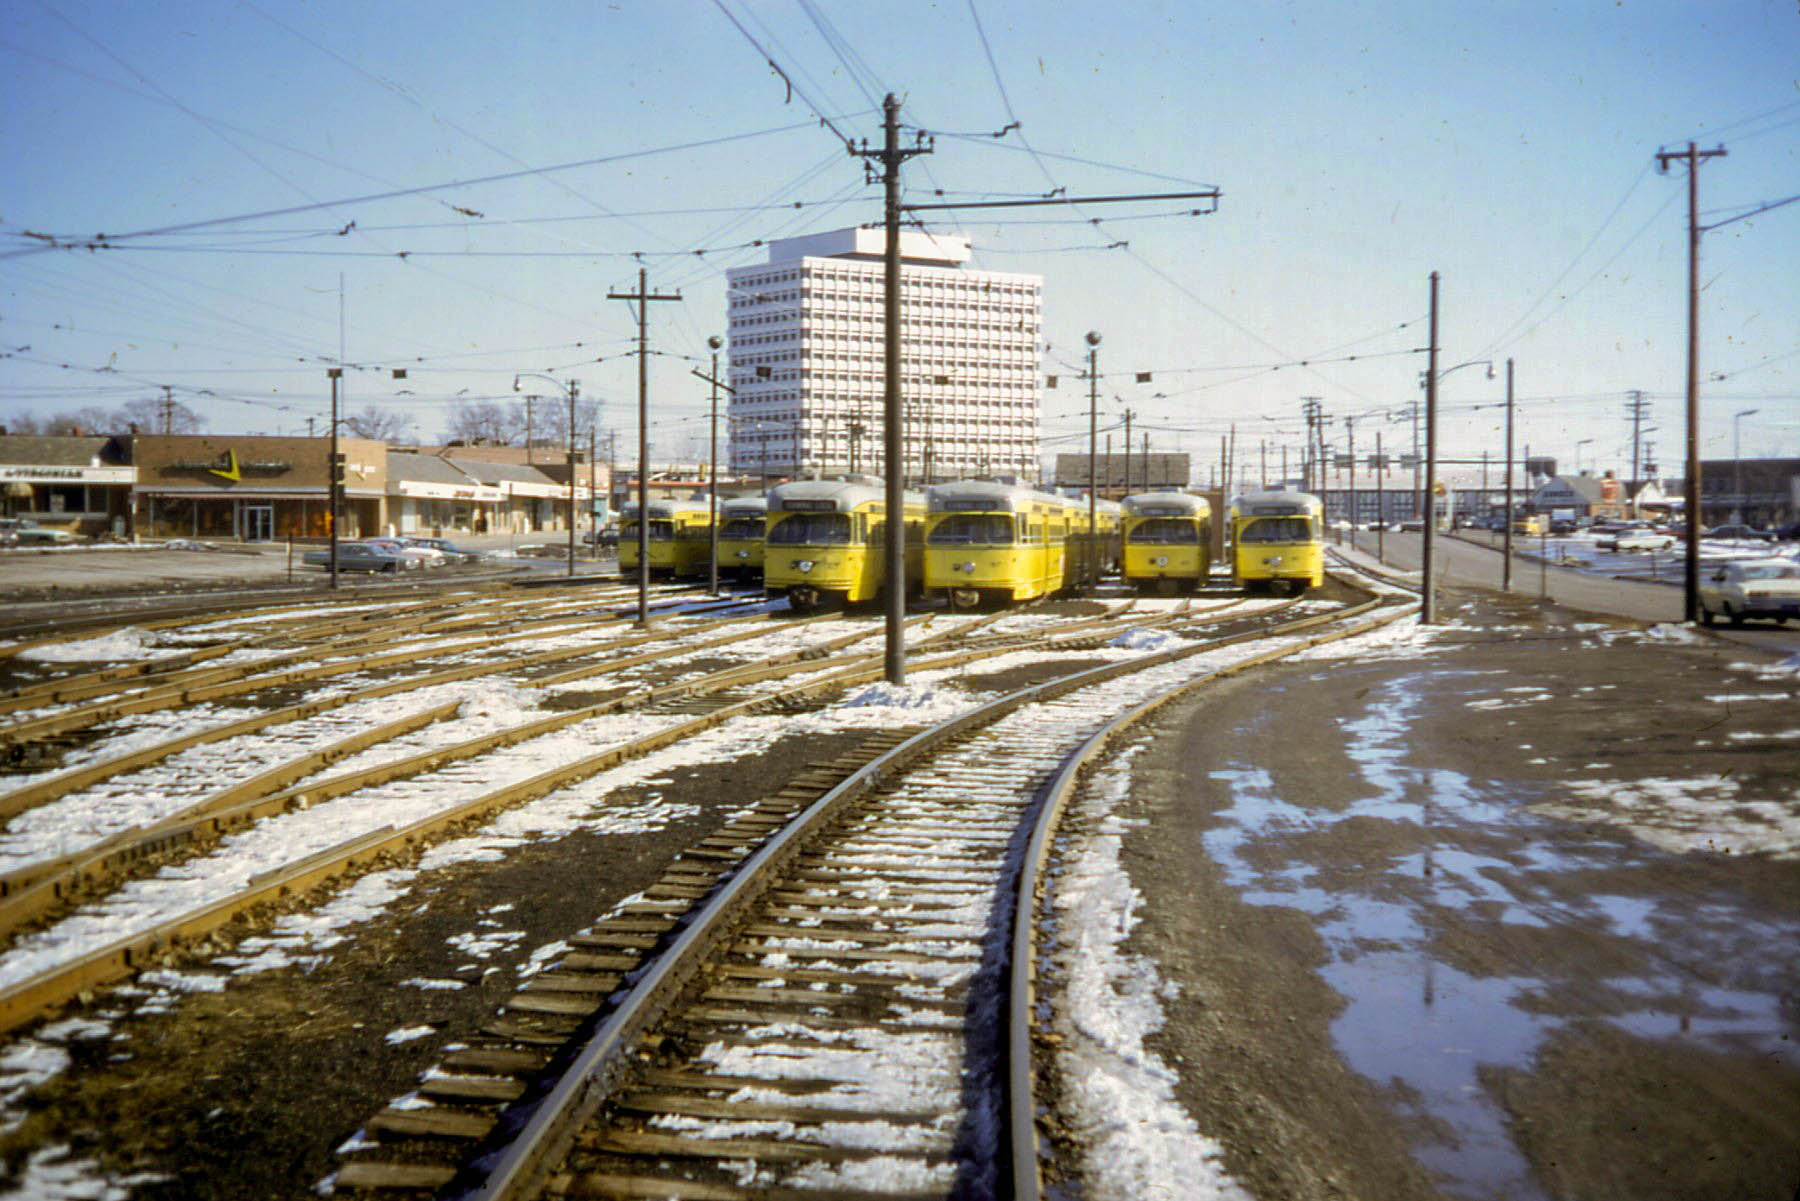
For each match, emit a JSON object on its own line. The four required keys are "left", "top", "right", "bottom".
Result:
{"left": 515, "top": 372, "right": 581, "bottom": 579}
{"left": 1573, "top": 438, "right": 1595, "bottom": 476}
{"left": 1420, "top": 341, "right": 1491, "bottom": 624}
{"left": 1733, "top": 408, "right": 1758, "bottom": 523}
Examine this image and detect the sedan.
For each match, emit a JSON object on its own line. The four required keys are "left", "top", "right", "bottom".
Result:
{"left": 1698, "top": 558, "right": 1800, "bottom": 626}
{"left": 301, "top": 542, "right": 415, "bottom": 572}
{"left": 1611, "top": 529, "right": 1677, "bottom": 552}
{"left": 1705, "top": 524, "right": 1775, "bottom": 543}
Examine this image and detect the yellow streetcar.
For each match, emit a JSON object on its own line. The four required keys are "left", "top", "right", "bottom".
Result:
{"left": 924, "top": 480, "right": 1082, "bottom": 609}
{"left": 764, "top": 478, "right": 925, "bottom": 613}
{"left": 619, "top": 499, "right": 713, "bottom": 580}
{"left": 1229, "top": 487, "right": 1325, "bottom": 594}
{"left": 716, "top": 495, "right": 768, "bottom": 582}
{"left": 1121, "top": 491, "right": 1213, "bottom": 595}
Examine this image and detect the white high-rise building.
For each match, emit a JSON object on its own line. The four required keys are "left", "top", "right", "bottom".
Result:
{"left": 726, "top": 227, "right": 1042, "bottom": 483}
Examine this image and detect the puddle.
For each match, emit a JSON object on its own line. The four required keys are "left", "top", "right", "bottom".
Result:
{"left": 1204, "top": 671, "right": 1800, "bottom": 1200}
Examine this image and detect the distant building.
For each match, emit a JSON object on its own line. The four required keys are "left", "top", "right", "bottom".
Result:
{"left": 1053, "top": 453, "right": 1190, "bottom": 495}
{"left": 725, "top": 227, "right": 1042, "bottom": 484}
{"left": 0, "top": 435, "right": 133, "bottom": 536}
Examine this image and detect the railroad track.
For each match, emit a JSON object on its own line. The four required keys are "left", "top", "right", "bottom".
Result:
{"left": 0, "top": 583, "right": 1313, "bottom": 1046}
{"left": 309, "top": 581, "right": 1408, "bottom": 1199}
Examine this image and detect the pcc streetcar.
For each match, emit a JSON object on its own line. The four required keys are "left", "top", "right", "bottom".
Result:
{"left": 923, "top": 480, "right": 1081, "bottom": 609}
{"left": 1120, "top": 491, "right": 1213, "bottom": 594}
{"left": 715, "top": 495, "right": 768, "bottom": 582}
{"left": 763, "top": 477, "right": 925, "bottom": 613}
{"left": 618, "top": 499, "right": 713, "bottom": 580}
{"left": 1229, "top": 487, "right": 1324, "bottom": 594}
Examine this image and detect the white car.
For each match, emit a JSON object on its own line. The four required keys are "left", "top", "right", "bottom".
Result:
{"left": 1697, "top": 558, "right": 1800, "bottom": 626}
{"left": 1612, "top": 529, "right": 1676, "bottom": 552}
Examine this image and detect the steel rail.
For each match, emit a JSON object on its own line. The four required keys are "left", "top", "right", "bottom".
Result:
{"left": 450, "top": 590, "right": 1393, "bottom": 1201}
{"left": 1006, "top": 594, "right": 1413, "bottom": 1199}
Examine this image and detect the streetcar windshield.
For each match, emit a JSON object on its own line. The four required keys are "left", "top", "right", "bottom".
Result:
{"left": 768, "top": 513, "right": 851, "bottom": 545}
{"left": 720, "top": 518, "right": 764, "bottom": 540}
{"left": 620, "top": 520, "right": 675, "bottom": 541}
{"left": 1128, "top": 518, "right": 1199, "bottom": 545}
{"left": 928, "top": 514, "right": 1014, "bottom": 545}
{"left": 1238, "top": 516, "right": 1313, "bottom": 543}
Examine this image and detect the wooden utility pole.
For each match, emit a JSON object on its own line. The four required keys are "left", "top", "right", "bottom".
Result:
{"left": 1503, "top": 359, "right": 1516, "bottom": 593}
{"left": 608, "top": 268, "right": 681, "bottom": 628}
{"left": 1656, "top": 141, "right": 1725, "bottom": 622}
{"left": 1422, "top": 272, "right": 1440, "bottom": 623}
{"left": 852, "top": 94, "right": 933, "bottom": 684}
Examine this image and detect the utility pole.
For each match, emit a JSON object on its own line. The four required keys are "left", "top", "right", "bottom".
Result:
{"left": 160, "top": 386, "right": 175, "bottom": 435}
{"left": 608, "top": 267, "right": 682, "bottom": 628}
{"left": 1346, "top": 415, "right": 1357, "bottom": 549}
{"left": 1422, "top": 271, "right": 1441, "bottom": 624}
{"left": 1086, "top": 332, "right": 1102, "bottom": 585}
{"left": 1299, "top": 397, "right": 1321, "bottom": 490}
{"left": 326, "top": 368, "right": 342, "bottom": 590}
{"left": 1503, "top": 359, "right": 1516, "bottom": 593}
{"left": 852, "top": 94, "right": 933, "bottom": 685}
{"left": 565, "top": 380, "right": 579, "bottom": 578}
{"left": 707, "top": 335, "right": 723, "bottom": 595}
{"left": 1122, "top": 407, "right": 1135, "bottom": 495}
{"left": 1624, "top": 389, "right": 1650, "bottom": 516}
{"left": 1656, "top": 140, "right": 1725, "bottom": 623}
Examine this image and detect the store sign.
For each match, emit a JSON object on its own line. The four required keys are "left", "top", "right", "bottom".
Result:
{"left": 162, "top": 450, "right": 294, "bottom": 481}
{"left": 1, "top": 466, "right": 132, "bottom": 483}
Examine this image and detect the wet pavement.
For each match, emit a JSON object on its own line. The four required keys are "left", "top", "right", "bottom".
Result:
{"left": 1116, "top": 588, "right": 1800, "bottom": 1200}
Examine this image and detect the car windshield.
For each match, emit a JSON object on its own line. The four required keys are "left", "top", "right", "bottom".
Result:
{"left": 928, "top": 514, "right": 1013, "bottom": 545}
{"left": 768, "top": 513, "right": 851, "bottom": 545}
{"left": 721, "top": 518, "right": 764, "bottom": 539}
{"left": 1238, "top": 516, "right": 1313, "bottom": 544}
{"left": 1128, "top": 517, "right": 1199, "bottom": 545}
{"left": 1740, "top": 564, "right": 1799, "bottom": 580}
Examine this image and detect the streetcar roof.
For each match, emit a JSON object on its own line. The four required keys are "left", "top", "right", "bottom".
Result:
{"left": 926, "top": 479, "right": 1073, "bottom": 514}
{"left": 620, "top": 499, "right": 711, "bottom": 519}
{"left": 1122, "top": 491, "right": 1211, "bottom": 517}
{"left": 1229, "top": 488, "right": 1323, "bottom": 516}
{"left": 719, "top": 496, "right": 768, "bottom": 516}
{"left": 767, "top": 477, "right": 922, "bottom": 512}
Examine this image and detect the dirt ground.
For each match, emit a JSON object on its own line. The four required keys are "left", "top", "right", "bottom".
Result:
{"left": 1115, "top": 583, "right": 1800, "bottom": 1200}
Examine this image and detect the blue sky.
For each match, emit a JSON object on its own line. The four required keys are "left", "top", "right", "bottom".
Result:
{"left": 3, "top": 1, "right": 1796, "bottom": 483}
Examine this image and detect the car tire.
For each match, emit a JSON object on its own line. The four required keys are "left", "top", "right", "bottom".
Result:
{"left": 1699, "top": 605, "right": 1716, "bottom": 627}
{"left": 1725, "top": 604, "right": 1743, "bottom": 627}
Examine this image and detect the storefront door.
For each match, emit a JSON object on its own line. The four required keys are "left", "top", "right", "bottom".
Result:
{"left": 241, "top": 505, "right": 274, "bottom": 541}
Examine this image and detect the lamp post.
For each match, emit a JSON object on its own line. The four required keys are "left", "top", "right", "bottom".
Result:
{"left": 1420, "top": 340, "right": 1493, "bottom": 624}
{"left": 515, "top": 372, "right": 581, "bottom": 579}
{"left": 1732, "top": 408, "right": 1757, "bottom": 523}
{"left": 1574, "top": 438, "right": 1594, "bottom": 476}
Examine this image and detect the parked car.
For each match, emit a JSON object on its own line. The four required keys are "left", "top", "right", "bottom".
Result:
{"left": 583, "top": 527, "right": 620, "bottom": 549}
{"left": 403, "top": 536, "right": 482, "bottom": 562}
{"left": 1593, "top": 520, "right": 1660, "bottom": 550}
{"left": 362, "top": 537, "right": 441, "bottom": 568}
{"left": 0, "top": 517, "right": 80, "bottom": 546}
{"left": 1611, "top": 529, "right": 1677, "bottom": 551}
{"left": 1697, "top": 558, "right": 1800, "bottom": 626}
{"left": 1704, "top": 523, "right": 1775, "bottom": 543}
{"left": 1774, "top": 522, "right": 1800, "bottom": 542}
{"left": 300, "top": 542, "right": 416, "bottom": 573}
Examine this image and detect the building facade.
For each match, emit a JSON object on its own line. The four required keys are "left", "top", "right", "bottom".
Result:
{"left": 726, "top": 228, "right": 1042, "bottom": 485}
{"left": 132, "top": 434, "right": 388, "bottom": 540}
{"left": 0, "top": 435, "right": 134, "bottom": 536}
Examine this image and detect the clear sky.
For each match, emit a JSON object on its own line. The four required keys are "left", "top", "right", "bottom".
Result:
{"left": 3, "top": 1, "right": 1796, "bottom": 484}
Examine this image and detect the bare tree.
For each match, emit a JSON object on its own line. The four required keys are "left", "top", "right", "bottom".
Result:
{"left": 119, "top": 396, "right": 203, "bottom": 435}
{"left": 340, "top": 404, "right": 416, "bottom": 443}
{"left": 442, "top": 400, "right": 524, "bottom": 446}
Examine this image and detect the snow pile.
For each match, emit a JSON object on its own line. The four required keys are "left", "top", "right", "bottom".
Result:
{"left": 1109, "top": 627, "right": 1178, "bottom": 651}
{"left": 1052, "top": 747, "right": 1251, "bottom": 1199}
{"left": 1540, "top": 776, "right": 1800, "bottom": 859}
{"left": 16, "top": 628, "right": 178, "bottom": 663}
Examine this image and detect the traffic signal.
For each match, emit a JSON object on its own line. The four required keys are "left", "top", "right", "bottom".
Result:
{"left": 331, "top": 452, "right": 347, "bottom": 483}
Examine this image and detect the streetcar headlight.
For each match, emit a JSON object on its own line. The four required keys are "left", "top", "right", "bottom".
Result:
{"left": 957, "top": 560, "right": 976, "bottom": 573}
{"left": 735, "top": 550, "right": 748, "bottom": 559}
{"left": 1266, "top": 555, "right": 1284, "bottom": 566}
{"left": 795, "top": 559, "right": 815, "bottom": 573}
{"left": 1153, "top": 555, "right": 1168, "bottom": 567}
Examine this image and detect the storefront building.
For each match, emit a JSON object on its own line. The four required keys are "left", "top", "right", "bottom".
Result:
{"left": 0, "top": 435, "right": 134, "bottom": 536}
{"left": 386, "top": 451, "right": 501, "bottom": 535}
{"left": 132, "top": 434, "right": 387, "bottom": 540}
